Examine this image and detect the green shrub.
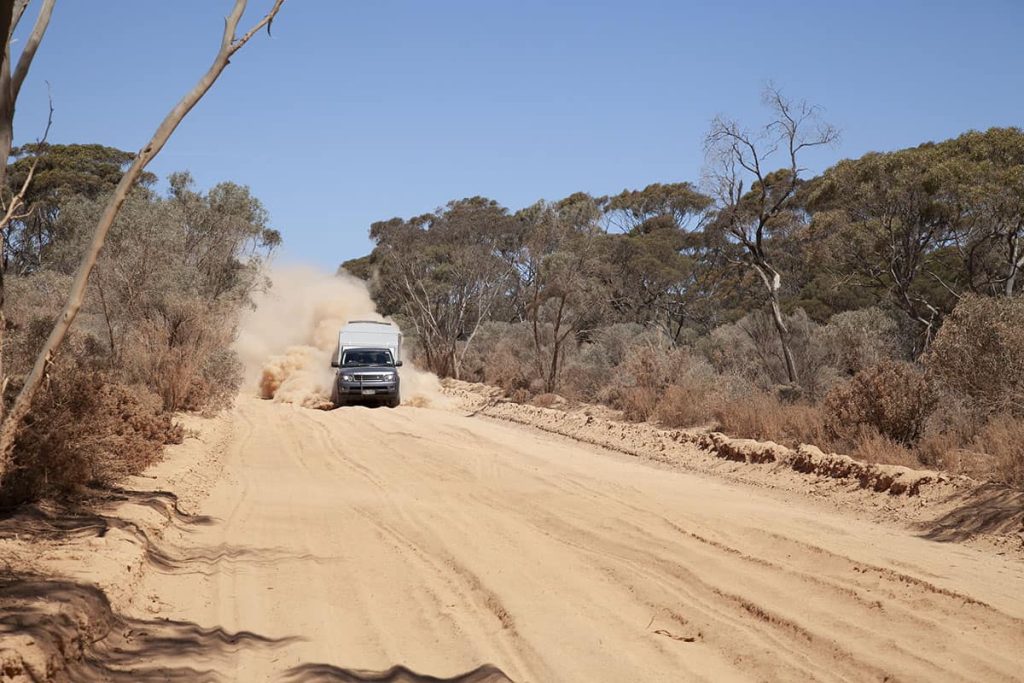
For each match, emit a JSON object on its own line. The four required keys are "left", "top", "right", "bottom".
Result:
{"left": 821, "top": 307, "right": 901, "bottom": 376}
{"left": 927, "top": 294, "right": 1024, "bottom": 415}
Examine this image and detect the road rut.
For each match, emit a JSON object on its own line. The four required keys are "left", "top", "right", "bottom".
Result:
{"left": 131, "top": 397, "right": 1024, "bottom": 681}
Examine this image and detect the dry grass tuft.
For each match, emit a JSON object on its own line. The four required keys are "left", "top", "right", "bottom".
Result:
{"left": 971, "top": 414, "right": 1024, "bottom": 488}
{"left": 531, "top": 393, "right": 562, "bottom": 409}
{"left": 713, "top": 393, "right": 831, "bottom": 449}
{"left": 616, "top": 387, "right": 660, "bottom": 422}
{"left": 849, "top": 426, "right": 920, "bottom": 468}
{"left": 654, "top": 384, "right": 715, "bottom": 428}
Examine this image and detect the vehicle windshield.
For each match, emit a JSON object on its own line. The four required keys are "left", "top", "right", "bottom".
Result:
{"left": 341, "top": 349, "right": 394, "bottom": 367}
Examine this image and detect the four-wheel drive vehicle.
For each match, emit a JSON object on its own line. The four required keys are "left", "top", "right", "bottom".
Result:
{"left": 330, "top": 321, "right": 403, "bottom": 408}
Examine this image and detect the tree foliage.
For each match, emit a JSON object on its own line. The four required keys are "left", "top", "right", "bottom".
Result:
{"left": 3, "top": 143, "right": 157, "bottom": 273}
{"left": 348, "top": 125, "right": 1024, "bottom": 411}
{"left": 325, "top": 115, "right": 1024, "bottom": 486}
{"left": 364, "top": 197, "right": 519, "bottom": 378}
{"left": 808, "top": 127, "right": 1024, "bottom": 348}
{"left": 516, "top": 193, "right": 609, "bottom": 392}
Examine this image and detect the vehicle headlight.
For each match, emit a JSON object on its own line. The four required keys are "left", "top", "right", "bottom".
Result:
{"left": 384, "top": 372, "right": 397, "bottom": 380}
{"left": 341, "top": 374, "right": 355, "bottom": 382}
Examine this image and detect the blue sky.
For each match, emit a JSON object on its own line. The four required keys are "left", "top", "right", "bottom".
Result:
{"left": 11, "top": 0, "right": 1024, "bottom": 268}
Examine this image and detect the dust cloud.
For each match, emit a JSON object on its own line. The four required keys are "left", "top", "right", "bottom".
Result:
{"left": 234, "top": 266, "right": 442, "bottom": 409}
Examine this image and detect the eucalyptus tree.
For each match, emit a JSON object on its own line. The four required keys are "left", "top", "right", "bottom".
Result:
{"left": 516, "top": 192, "right": 609, "bottom": 392}
{"left": 704, "top": 87, "right": 838, "bottom": 386}
{"left": 940, "top": 128, "right": 1024, "bottom": 297}
{"left": 600, "top": 182, "right": 717, "bottom": 339}
{"left": 0, "top": 0, "right": 54, "bottom": 432}
{"left": 368, "top": 197, "right": 520, "bottom": 379}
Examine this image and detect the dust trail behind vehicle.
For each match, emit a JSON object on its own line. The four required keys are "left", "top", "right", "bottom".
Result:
{"left": 234, "top": 266, "right": 442, "bottom": 408}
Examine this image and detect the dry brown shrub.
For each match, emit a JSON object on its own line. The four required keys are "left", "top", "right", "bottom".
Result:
{"left": 775, "top": 403, "right": 832, "bottom": 448}
{"left": 653, "top": 369, "right": 734, "bottom": 428}
{"left": 915, "top": 432, "right": 966, "bottom": 471}
{"left": 120, "top": 302, "right": 242, "bottom": 413}
{"left": 701, "top": 315, "right": 777, "bottom": 389}
{"left": 921, "top": 413, "right": 1024, "bottom": 486}
{"left": 509, "top": 388, "right": 530, "bottom": 404}
{"left": 531, "top": 393, "right": 561, "bottom": 409}
{"left": 821, "top": 307, "right": 901, "bottom": 376}
{"left": 701, "top": 309, "right": 834, "bottom": 398}
{"left": 927, "top": 294, "right": 1024, "bottom": 415}
{"left": 2, "top": 366, "right": 183, "bottom": 508}
{"left": 487, "top": 344, "right": 532, "bottom": 394}
{"left": 824, "top": 360, "right": 935, "bottom": 446}
{"left": 605, "top": 344, "right": 667, "bottom": 421}
{"left": 560, "top": 362, "right": 604, "bottom": 402}
{"left": 617, "top": 386, "right": 659, "bottom": 422}
{"left": 914, "top": 393, "right": 984, "bottom": 469}
{"left": 655, "top": 383, "right": 713, "bottom": 428}
{"left": 459, "top": 321, "right": 536, "bottom": 394}
{"left": 606, "top": 344, "right": 711, "bottom": 423}
{"left": 186, "top": 349, "right": 243, "bottom": 414}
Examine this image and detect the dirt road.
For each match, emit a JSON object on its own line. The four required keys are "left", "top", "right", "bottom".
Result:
{"left": 132, "top": 397, "right": 1024, "bottom": 682}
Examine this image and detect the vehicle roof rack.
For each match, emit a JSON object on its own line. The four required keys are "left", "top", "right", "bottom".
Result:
{"left": 347, "top": 320, "right": 390, "bottom": 325}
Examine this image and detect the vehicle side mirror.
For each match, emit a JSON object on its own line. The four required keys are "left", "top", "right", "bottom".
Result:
{"left": 330, "top": 361, "right": 339, "bottom": 368}
{"left": 395, "top": 360, "right": 403, "bottom": 367}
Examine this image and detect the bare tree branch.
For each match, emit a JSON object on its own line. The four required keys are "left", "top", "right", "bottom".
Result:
{"left": 0, "top": 75, "right": 50, "bottom": 425}
{"left": 0, "top": 92, "right": 48, "bottom": 225}
{"left": 10, "top": 0, "right": 52, "bottom": 100}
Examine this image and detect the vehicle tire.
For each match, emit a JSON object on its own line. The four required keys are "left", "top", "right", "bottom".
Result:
{"left": 387, "top": 396, "right": 400, "bottom": 408}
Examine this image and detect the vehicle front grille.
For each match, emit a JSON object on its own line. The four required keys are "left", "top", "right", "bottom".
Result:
{"left": 352, "top": 374, "right": 391, "bottom": 382}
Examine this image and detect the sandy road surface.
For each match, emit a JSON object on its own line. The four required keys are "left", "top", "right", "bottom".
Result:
{"left": 133, "top": 397, "right": 1024, "bottom": 682}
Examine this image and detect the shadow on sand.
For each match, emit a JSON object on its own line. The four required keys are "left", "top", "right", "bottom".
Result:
{"left": 0, "top": 577, "right": 513, "bottom": 683}
{"left": 0, "top": 576, "right": 297, "bottom": 682}
{"left": 918, "top": 482, "right": 1024, "bottom": 543}
{"left": 0, "top": 490, "right": 513, "bottom": 682}
{"left": 0, "top": 487, "right": 214, "bottom": 541}
{"left": 282, "top": 663, "right": 513, "bottom": 683}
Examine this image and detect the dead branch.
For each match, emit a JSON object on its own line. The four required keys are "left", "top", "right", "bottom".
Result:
{"left": 0, "top": 86, "right": 51, "bottom": 227}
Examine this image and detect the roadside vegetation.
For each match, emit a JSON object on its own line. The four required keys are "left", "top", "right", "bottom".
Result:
{"left": 0, "top": 145, "right": 278, "bottom": 505}
{"left": 0, "top": 0, "right": 284, "bottom": 506}
{"left": 346, "top": 95, "right": 1024, "bottom": 488}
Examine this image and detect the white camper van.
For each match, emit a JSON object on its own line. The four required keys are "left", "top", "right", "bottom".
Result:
{"left": 330, "top": 321, "right": 403, "bottom": 408}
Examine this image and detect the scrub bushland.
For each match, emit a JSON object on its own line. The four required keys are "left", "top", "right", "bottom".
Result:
{"left": 350, "top": 128, "right": 1024, "bottom": 489}
{"left": 1, "top": 153, "right": 278, "bottom": 507}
